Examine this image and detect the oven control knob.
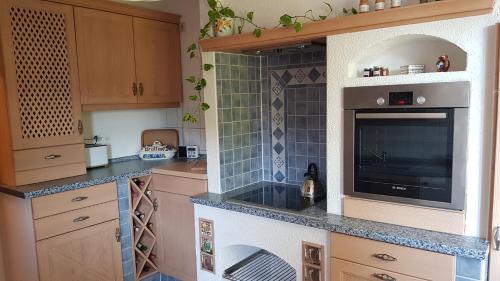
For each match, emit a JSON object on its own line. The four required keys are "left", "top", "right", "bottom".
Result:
{"left": 417, "top": 96, "right": 426, "bottom": 105}
{"left": 376, "top": 97, "right": 385, "bottom": 106}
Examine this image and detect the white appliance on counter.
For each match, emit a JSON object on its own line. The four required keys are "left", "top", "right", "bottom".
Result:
{"left": 85, "top": 144, "right": 109, "bottom": 168}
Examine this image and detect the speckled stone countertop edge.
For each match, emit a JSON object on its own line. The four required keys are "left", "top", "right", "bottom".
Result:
{"left": 21, "top": 169, "right": 153, "bottom": 199}
{"left": 191, "top": 197, "right": 489, "bottom": 260}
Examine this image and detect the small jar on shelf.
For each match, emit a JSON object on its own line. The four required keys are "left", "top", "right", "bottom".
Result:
{"left": 375, "top": 0, "right": 385, "bottom": 11}
{"left": 391, "top": 0, "right": 402, "bottom": 8}
{"left": 359, "top": 0, "right": 370, "bottom": 13}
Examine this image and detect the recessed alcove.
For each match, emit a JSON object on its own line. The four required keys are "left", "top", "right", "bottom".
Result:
{"left": 348, "top": 34, "right": 467, "bottom": 78}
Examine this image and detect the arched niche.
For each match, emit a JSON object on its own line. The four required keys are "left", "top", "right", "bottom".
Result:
{"left": 348, "top": 34, "right": 467, "bottom": 78}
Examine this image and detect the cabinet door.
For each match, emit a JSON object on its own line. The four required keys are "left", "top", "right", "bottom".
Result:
{"left": 331, "top": 258, "right": 424, "bottom": 281}
{"left": 0, "top": 0, "right": 83, "bottom": 150}
{"left": 37, "top": 219, "right": 123, "bottom": 281}
{"left": 133, "top": 18, "right": 182, "bottom": 104}
{"left": 74, "top": 8, "right": 137, "bottom": 105}
{"left": 156, "top": 191, "right": 197, "bottom": 281}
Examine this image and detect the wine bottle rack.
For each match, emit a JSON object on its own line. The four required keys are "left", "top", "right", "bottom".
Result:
{"left": 129, "top": 175, "right": 159, "bottom": 280}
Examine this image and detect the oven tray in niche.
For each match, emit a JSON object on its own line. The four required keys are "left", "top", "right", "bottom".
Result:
{"left": 223, "top": 250, "right": 296, "bottom": 281}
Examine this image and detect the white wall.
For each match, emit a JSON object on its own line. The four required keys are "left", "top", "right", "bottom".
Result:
{"left": 82, "top": 109, "right": 184, "bottom": 158}
{"left": 83, "top": 0, "right": 207, "bottom": 159}
{"left": 326, "top": 4, "right": 500, "bottom": 237}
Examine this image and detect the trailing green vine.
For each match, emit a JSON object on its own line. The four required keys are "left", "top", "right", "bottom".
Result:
{"left": 183, "top": 0, "right": 334, "bottom": 123}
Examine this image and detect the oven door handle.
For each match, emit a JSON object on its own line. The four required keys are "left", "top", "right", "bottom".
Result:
{"left": 355, "top": 113, "right": 448, "bottom": 119}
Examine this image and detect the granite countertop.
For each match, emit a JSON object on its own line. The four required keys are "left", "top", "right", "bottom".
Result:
{"left": 0, "top": 156, "right": 207, "bottom": 199}
{"left": 192, "top": 181, "right": 490, "bottom": 260}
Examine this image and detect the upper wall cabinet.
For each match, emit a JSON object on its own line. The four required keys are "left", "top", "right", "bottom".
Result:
{"left": 74, "top": 8, "right": 137, "bottom": 105}
{"left": 133, "top": 18, "right": 182, "bottom": 105}
{"left": 0, "top": 0, "right": 83, "bottom": 150}
{"left": 74, "top": 8, "right": 183, "bottom": 110}
{"left": 0, "top": 0, "right": 86, "bottom": 186}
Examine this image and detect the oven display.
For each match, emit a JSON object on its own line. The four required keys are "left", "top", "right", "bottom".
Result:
{"left": 389, "top": 92, "right": 413, "bottom": 106}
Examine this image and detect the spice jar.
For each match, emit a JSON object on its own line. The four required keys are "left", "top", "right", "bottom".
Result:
{"left": 359, "top": 0, "right": 370, "bottom": 13}
{"left": 391, "top": 0, "right": 402, "bottom": 8}
{"left": 373, "top": 66, "right": 381, "bottom": 77}
{"left": 363, "top": 68, "right": 372, "bottom": 77}
{"left": 375, "top": 0, "right": 386, "bottom": 11}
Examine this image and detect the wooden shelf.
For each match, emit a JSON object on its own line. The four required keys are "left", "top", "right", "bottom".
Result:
{"left": 129, "top": 175, "right": 159, "bottom": 281}
{"left": 199, "top": 0, "right": 494, "bottom": 52}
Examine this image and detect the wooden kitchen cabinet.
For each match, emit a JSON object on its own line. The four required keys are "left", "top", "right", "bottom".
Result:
{"left": 74, "top": 6, "right": 182, "bottom": 110}
{"left": 330, "top": 233, "right": 455, "bottom": 281}
{"left": 331, "top": 258, "right": 425, "bottom": 281}
{"left": 155, "top": 191, "right": 197, "bottom": 281}
{"left": 0, "top": 182, "right": 122, "bottom": 281}
{"left": 74, "top": 8, "right": 137, "bottom": 105}
{"left": 37, "top": 219, "right": 123, "bottom": 281}
{"left": 134, "top": 18, "right": 182, "bottom": 104}
{"left": 0, "top": 0, "right": 85, "bottom": 186}
{"left": 151, "top": 173, "right": 208, "bottom": 281}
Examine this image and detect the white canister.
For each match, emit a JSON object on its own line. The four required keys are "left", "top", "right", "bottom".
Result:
{"left": 391, "top": 0, "right": 402, "bottom": 7}
{"left": 359, "top": 4, "right": 370, "bottom": 13}
{"left": 375, "top": 0, "right": 386, "bottom": 10}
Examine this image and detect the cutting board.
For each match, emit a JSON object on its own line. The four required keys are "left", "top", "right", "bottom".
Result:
{"left": 141, "top": 129, "right": 179, "bottom": 148}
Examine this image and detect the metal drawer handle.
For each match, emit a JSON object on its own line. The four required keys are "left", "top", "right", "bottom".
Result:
{"left": 373, "top": 253, "right": 397, "bottom": 262}
{"left": 71, "top": 196, "right": 88, "bottom": 202}
{"left": 44, "top": 154, "right": 61, "bottom": 160}
{"left": 73, "top": 216, "right": 90, "bottom": 223}
{"left": 373, "top": 273, "right": 396, "bottom": 281}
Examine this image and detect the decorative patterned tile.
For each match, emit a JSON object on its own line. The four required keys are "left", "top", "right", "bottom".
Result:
{"left": 274, "top": 171, "right": 285, "bottom": 182}
{"left": 308, "top": 68, "right": 321, "bottom": 82}
{"left": 273, "top": 142, "right": 284, "bottom": 154}
{"left": 273, "top": 127, "right": 284, "bottom": 140}
{"left": 272, "top": 97, "right": 284, "bottom": 110}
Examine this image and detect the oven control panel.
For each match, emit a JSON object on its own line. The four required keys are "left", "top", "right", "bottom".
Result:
{"left": 389, "top": 91, "right": 413, "bottom": 106}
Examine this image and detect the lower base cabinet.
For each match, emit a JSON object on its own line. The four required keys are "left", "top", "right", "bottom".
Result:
{"left": 332, "top": 258, "right": 424, "bottom": 281}
{"left": 0, "top": 182, "right": 122, "bottom": 281}
{"left": 151, "top": 173, "right": 208, "bottom": 281}
{"left": 37, "top": 219, "right": 123, "bottom": 281}
{"left": 156, "top": 191, "right": 197, "bottom": 281}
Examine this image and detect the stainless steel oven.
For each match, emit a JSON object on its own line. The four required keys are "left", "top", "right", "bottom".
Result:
{"left": 344, "top": 82, "right": 470, "bottom": 210}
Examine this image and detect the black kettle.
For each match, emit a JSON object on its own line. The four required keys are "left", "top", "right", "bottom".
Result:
{"left": 301, "top": 163, "right": 324, "bottom": 199}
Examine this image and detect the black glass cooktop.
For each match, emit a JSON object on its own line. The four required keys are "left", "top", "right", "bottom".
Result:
{"left": 229, "top": 183, "right": 322, "bottom": 211}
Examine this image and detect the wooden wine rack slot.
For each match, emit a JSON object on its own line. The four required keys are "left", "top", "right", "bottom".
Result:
{"left": 129, "top": 175, "right": 159, "bottom": 280}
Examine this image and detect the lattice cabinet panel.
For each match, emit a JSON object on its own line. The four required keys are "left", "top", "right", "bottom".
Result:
{"left": 0, "top": 0, "right": 82, "bottom": 149}
{"left": 129, "top": 175, "right": 159, "bottom": 280}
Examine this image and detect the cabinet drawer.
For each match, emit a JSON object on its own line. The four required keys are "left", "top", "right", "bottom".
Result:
{"left": 14, "top": 144, "right": 85, "bottom": 172}
{"left": 34, "top": 201, "right": 119, "bottom": 241}
{"left": 152, "top": 174, "right": 207, "bottom": 196}
{"left": 32, "top": 182, "right": 118, "bottom": 219}
{"left": 331, "top": 233, "right": 455, "bottom": 281}
{"left": 331, "top": 258, "right": 425, "bottom": 281}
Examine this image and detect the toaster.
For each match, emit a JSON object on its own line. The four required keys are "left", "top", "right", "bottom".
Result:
{"left": 85, "top": 144, "right": 109, "bottom": 168}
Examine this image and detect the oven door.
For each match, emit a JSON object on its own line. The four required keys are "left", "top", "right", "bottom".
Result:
{"left": 344, "top": 108, "right": 467, "bottom": 210}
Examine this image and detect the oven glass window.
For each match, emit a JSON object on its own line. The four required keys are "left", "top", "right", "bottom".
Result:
{"left": 354, "top": 109, "right": 454, "bottom": 203}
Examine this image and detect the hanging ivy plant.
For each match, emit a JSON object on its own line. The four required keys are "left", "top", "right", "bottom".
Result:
{"left": 183, "top": 0, "right": 334, "bottom": 123}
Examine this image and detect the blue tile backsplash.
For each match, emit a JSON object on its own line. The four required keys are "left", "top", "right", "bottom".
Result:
{"left": 216, "top": 53, "right": 263, "bottom": 192}
{"left": 262, "top": 49, "right": 327, "bottom": 186}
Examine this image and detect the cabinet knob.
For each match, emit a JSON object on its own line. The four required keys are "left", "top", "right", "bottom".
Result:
{"left": 44, "top": 154, "right": 61, "bottom": 160}
{"left": 115, "top": 227, "right": 121, "bottom": 242}
{"left": 78, "top": 120, "right": 83, "bottom": 135}
{"left": 373, "top": 273, "right": 396, "bottom": 281}
{"left": 71, "top": 196, "right": 88, "bottom": 202}
{"left": 132, "top": 82, "right": 138, "bottom": 96}
{"left": 373, "top": 253, "right": 397, "bottom": 262}
{"left": 73, "top": 216, "right": 90, "bottom": 223}
{"left": 139, "top": 82, "right": 144, "bottom": 96}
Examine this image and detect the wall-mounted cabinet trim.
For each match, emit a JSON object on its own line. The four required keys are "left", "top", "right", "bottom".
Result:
{"left": 199, "top": 0, "right": 494, "bottom": 52}
{"left": 44, "top": 0, "right": 180, "bottom": 23}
